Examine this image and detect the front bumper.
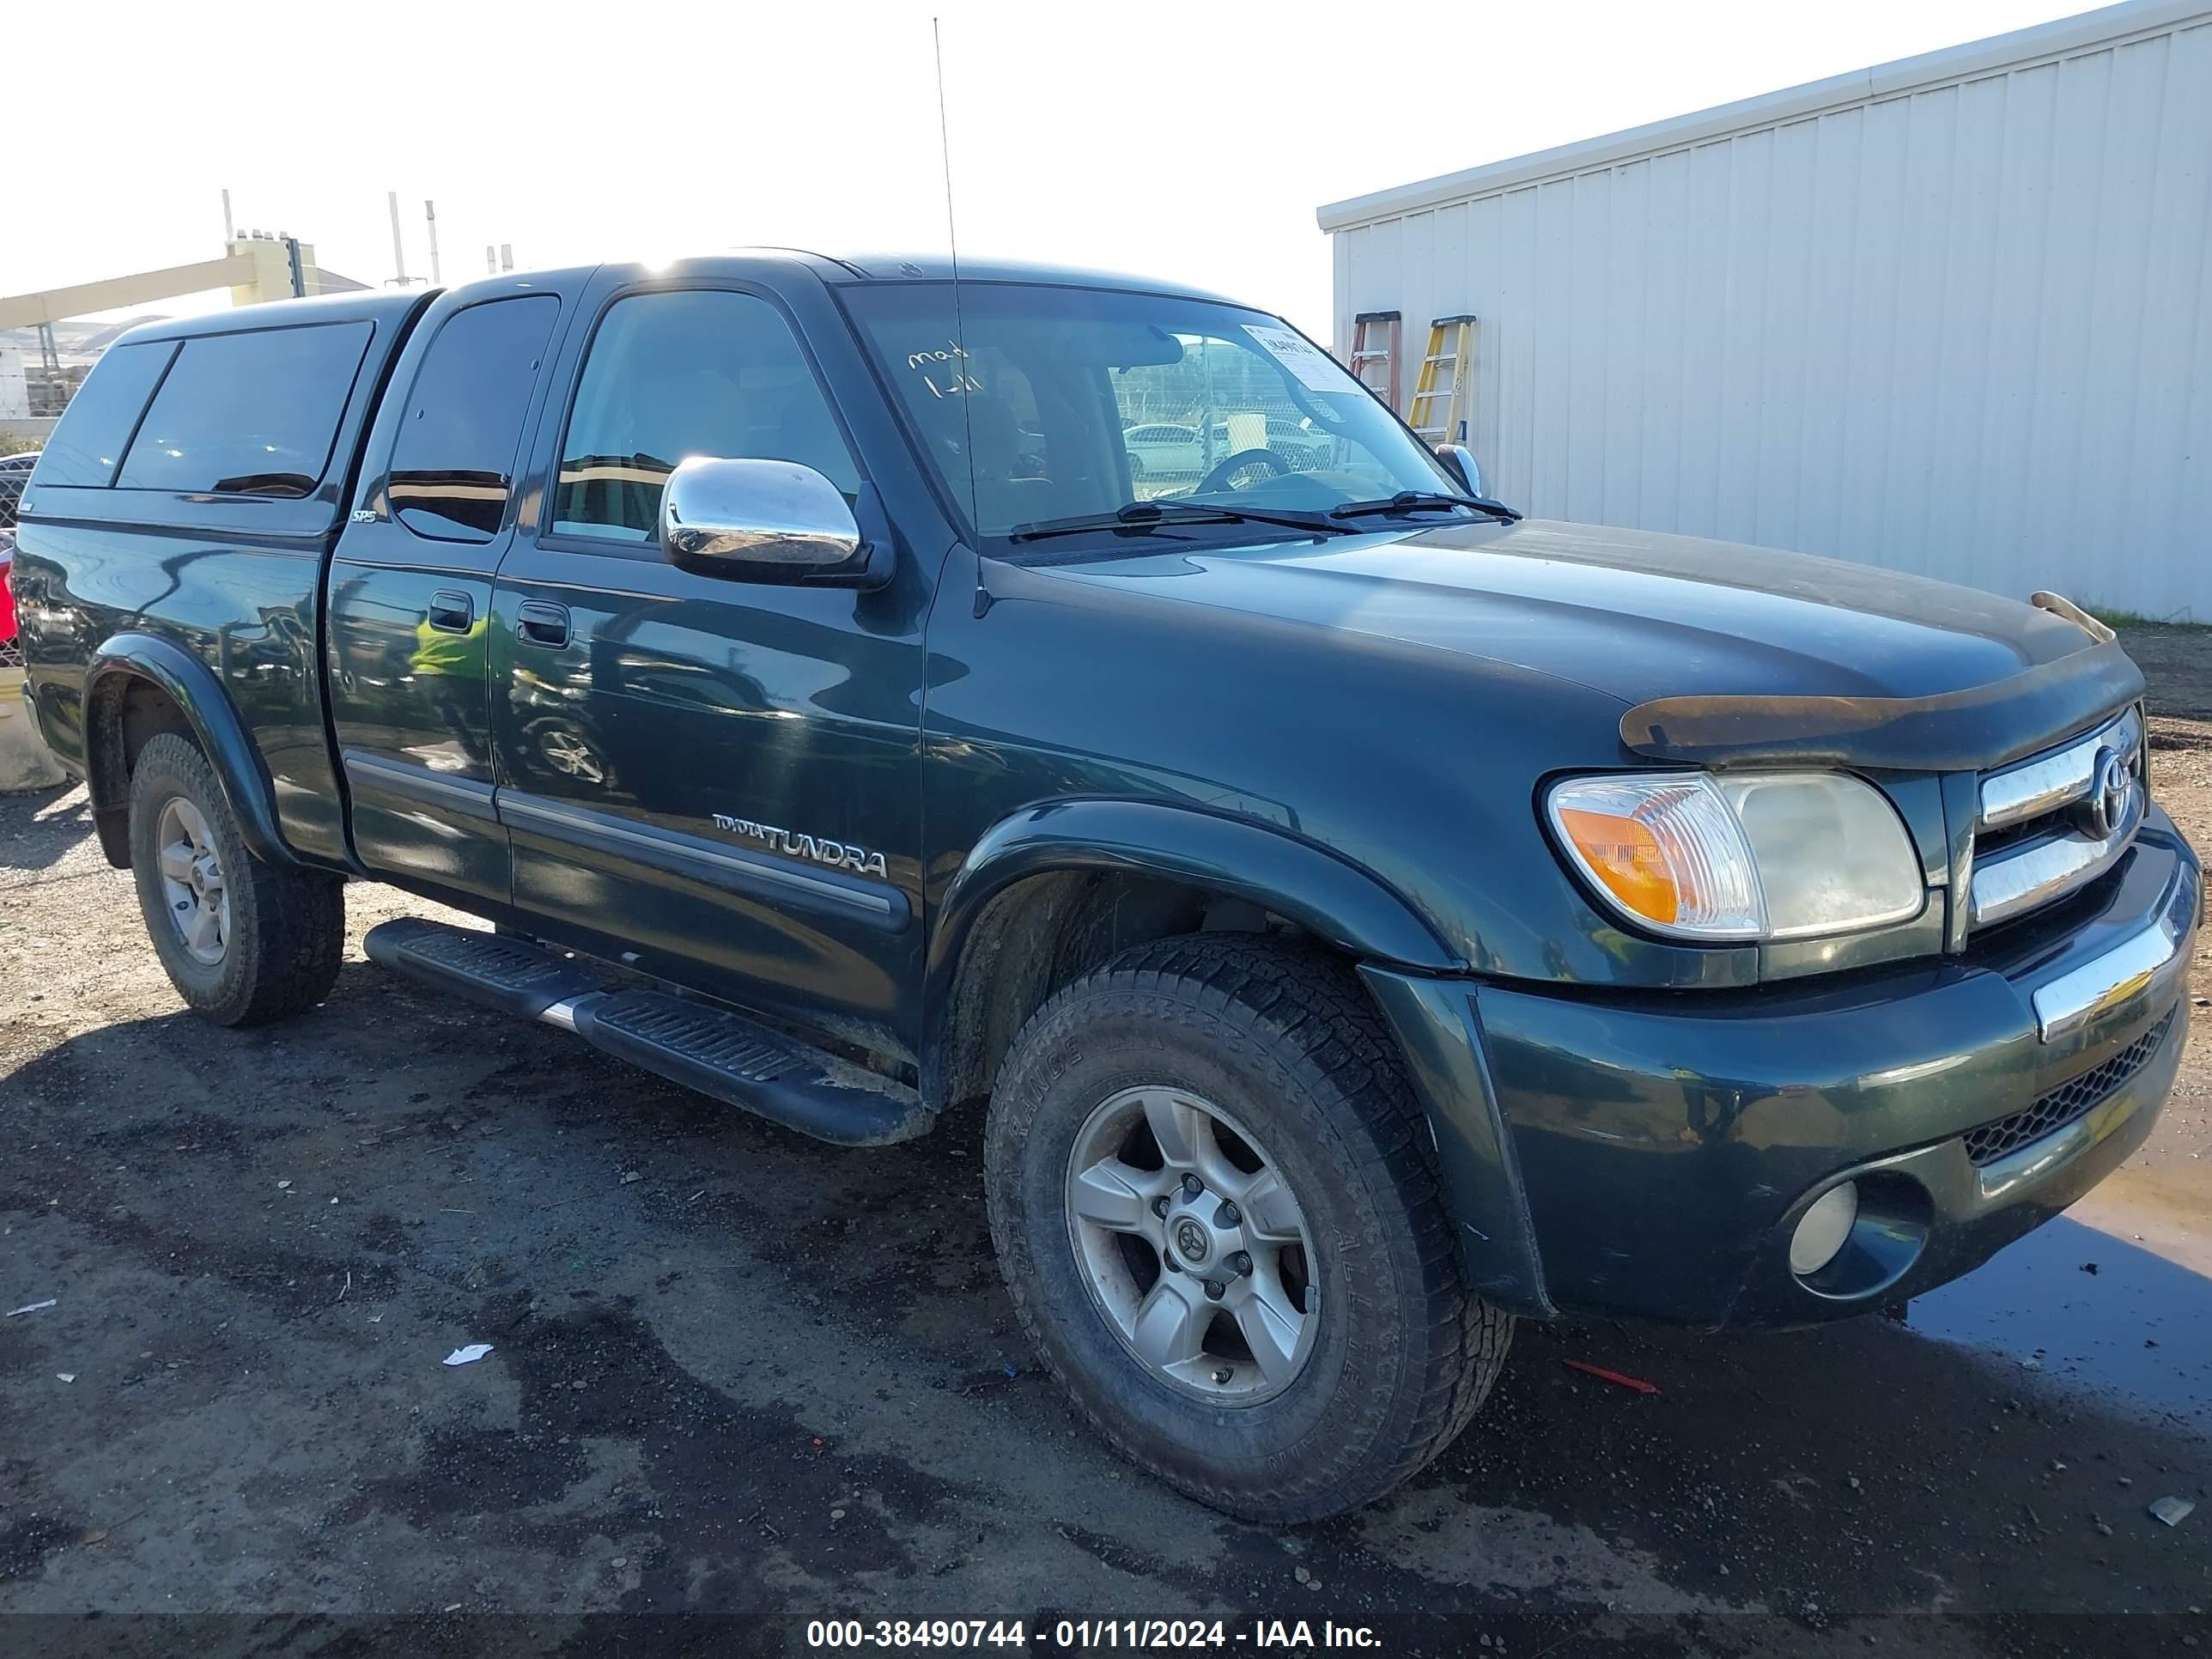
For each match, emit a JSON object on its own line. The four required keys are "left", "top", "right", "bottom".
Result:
{"left": 1366, "top": 814, "right": 2198, "bottom": 1329}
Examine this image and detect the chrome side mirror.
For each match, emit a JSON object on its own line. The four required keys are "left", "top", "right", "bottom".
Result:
{"left": 1435, "top": 442, "right": 1483, "bottom": 500}
{"left": 659, "top": 457, "right": 884, "bottom": 586}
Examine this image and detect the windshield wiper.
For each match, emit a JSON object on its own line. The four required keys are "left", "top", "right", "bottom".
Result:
{"left": 1008, "top": 499, "right": 1352, "bottom": 544}
{"left": 1328, "top": 489, "right": 1522, "bottom": 525}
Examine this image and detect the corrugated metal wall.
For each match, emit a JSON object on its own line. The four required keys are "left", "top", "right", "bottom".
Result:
{"left": 1328, "top": 10, "right": 2212, "bottom": 619}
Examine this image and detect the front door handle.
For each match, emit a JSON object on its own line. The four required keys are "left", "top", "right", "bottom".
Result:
{"left": 516, "top": 600, "right": 571, "bottom": 648}
{"left": 426, "top": 590, "right": 474, "bottom": 633}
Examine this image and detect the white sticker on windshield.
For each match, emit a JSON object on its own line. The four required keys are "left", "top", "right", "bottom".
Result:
{"left": 1243, "top": 324, "right": 1357, "bottom": 393}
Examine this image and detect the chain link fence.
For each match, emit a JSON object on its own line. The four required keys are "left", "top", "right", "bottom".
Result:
{"left": 1114, "top": 337, "right": 1343, "bottom": 501}
{"left": 1, "top": 449, "right": 32, "bottom": 669}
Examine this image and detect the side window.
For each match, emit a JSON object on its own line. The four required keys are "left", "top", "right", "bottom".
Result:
{"left": 118, "top": 322, "right": 373, "bottom": 496}
{"left": 551, "top": 289, "right": 859, "bottom": 543}
{"left": 35, "top": 340, "right": 177, "bottom": 487}
{"left": 389, "top": 295, "right": 560, "bottom": 541}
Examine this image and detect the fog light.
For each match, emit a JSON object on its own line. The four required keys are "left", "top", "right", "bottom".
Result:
{"left": 1790, "top": 1182, "right": 1859, "bottom": 1276}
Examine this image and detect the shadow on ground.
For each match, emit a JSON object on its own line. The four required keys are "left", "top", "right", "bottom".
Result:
{"left": 2, "top": 964, "right": 2206, "bottom": 1654}
{"left": 0, "top": 784, "right": 95, "bottom": 873}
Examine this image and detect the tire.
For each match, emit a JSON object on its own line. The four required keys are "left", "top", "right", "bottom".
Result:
{"left": 984, "top": 935, "right": 1511, "bottom": 1522}
{"left": 128, "top": 732, "right": 343, "bottom": 1026}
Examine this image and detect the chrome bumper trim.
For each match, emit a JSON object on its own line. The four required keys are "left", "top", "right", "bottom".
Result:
{"left": 2031, "top": 860, "right": 2198, "bottom": 1042}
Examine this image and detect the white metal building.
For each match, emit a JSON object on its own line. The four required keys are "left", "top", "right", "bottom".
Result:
{"left": 1319, "top": 0, "right": 2211, "bottom": 620}
{"left": 0, "top": 342, "right": 27, "bottom": 422}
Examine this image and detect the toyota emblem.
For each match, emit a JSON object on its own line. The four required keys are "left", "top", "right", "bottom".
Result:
{"left": 1173, "top": 1218, "right": 1210, "bottom": 1262}
{"left": 2083, "top": 747, "right": 2139, "bottom": 842}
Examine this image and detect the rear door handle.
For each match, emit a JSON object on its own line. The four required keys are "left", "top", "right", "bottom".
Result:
{"left": 426, "top": 590, "right": 474, "bottom": 633}
{"left": 516, "top": 600, "right": 571, "bottom": 648}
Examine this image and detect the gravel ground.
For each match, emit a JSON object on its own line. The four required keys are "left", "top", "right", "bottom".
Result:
{"left": 1, "top": 629, "right": 2207, "bottom": 1658}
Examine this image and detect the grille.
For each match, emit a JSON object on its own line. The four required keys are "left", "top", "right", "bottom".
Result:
{"left": 1963, "top": 1010, "right": 2175, "bottom": 1165}
{"left": 1967, "top": 707, "right": 2144, "bottom": 933}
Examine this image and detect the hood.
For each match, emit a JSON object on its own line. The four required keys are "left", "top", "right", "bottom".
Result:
{"left": 1043, "top": 518, "right": 2137, "bottom": 767}
{"left": 1043, "top": 517, "right": 2149, "bottom": 769}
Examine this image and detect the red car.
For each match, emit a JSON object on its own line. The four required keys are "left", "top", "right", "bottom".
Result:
{"left": 0, "top": 530, "right": 16, "bottom": 657}
{"left": 0, "top": 451, "right": 34, "bottom": 658}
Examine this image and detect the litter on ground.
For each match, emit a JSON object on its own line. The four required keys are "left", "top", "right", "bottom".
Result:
{"left": 1563, "top": 1358, "right": 1660, "bottom": 1394}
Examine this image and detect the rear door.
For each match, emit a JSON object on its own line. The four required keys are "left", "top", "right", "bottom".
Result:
{"left": 488, "top": 273, "right": 932, "bottom": 1047}
{"left": 328, "top": 285, "right": 568, "bottom": 907}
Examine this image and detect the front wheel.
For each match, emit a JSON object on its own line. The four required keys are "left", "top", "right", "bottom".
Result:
{"left": 128, "top": 732, "right": 343, "bottom": 1026}
{"left": 985, "top": 936, "right": 1510, "bottom": 1522}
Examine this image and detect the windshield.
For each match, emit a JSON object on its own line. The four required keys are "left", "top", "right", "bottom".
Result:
{"left": 843, "top": 282, "right": 1462, "bottom": 544}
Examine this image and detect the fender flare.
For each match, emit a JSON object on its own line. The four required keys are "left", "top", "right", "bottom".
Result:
{"left": 923, "top": 799, "right": 1461, "bottom": 1107}
{"left": 927, "top": 799, "right": 1461, "bottom": 1006}
{"left": 925, "top": 799, "right": 1551, "bottom": 1315}
{"left": 85, "top": 632, "right": 296, "bottom": 867}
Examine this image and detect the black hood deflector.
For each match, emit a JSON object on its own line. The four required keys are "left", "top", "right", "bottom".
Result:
{"left": 1620, "top": 640, "right": 2144, "bottom": 772}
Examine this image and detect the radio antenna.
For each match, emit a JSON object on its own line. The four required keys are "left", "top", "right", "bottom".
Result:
{"left": 932, "top": 15, "right": 977, "bottom": 531}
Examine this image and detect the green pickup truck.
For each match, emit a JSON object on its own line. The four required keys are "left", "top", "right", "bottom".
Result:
{"left": 13, "top": 252, "right": 2197, "bottom": 1522}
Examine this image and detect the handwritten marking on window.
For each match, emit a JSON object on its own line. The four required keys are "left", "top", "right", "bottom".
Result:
{"left": 906, "top": 341, "right": 981, "bottom": 398}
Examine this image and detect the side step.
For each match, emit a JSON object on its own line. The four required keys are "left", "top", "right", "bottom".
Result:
{"left": 364, "top": 917, "right": 603, "bottom": 1018}
{"left": 362, "top": 919, "right": 932, "bottom": 1147}
{"left": 574, "top": 990, "right": 930, "bottom": 1146}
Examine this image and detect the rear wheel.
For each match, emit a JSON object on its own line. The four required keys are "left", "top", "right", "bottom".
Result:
{"left": 128, "top": 732, "right": 343, "bottom": 1025}
{"left": 984, "top": 936, "right": 1511, "bottom": 1522}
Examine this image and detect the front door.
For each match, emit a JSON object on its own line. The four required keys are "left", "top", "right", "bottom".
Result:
{"left": 328, "top": 289, "right": 565, "bottom": 908}
{"left": 489, "top": 281, "right": 929, "bottom": 1053}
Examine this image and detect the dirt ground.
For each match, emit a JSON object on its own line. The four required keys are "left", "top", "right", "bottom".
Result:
{"left": 2, "top": 629, "right": 2208, "bottom": 1658}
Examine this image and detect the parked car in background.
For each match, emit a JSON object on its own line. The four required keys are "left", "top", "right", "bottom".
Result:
{"left": 1123, "top": 417, "right": 1336, "bottom": 483}
{"left": 1257, "top": 415, "right": 1335, "bottom": 470}
{"left": 12, "top": 256, "right": 2197, "bottom": 1526}
{"left": 0, "top": 453, "right": 28, "bottom": 664}
{"left": 0, "top": 527, "right": 17, "bottom": 663}
{"left": 1121, "top": 421, "right": 1215, "bottom": 479}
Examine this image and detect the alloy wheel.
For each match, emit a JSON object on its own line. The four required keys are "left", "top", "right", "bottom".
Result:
{"left": 1065, "top": 1085, "right": 1318, "bottom": 1405}
{"left": 155, "top": 796, "right": 229, "bottom": 966}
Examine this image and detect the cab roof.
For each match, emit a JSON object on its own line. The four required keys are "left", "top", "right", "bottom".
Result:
{"left": 109, "top": 250, "right": 1263, "bottom": 348}
{"left": 808, "top": 252, "right": 1245, "bottom": 307}
{"left": 453, "top": 249, "right": 1251, "bottom": 308}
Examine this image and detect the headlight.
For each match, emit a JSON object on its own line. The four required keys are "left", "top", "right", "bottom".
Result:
{"left": 1547, "top": 771, "right": 1923, "bottom": 942}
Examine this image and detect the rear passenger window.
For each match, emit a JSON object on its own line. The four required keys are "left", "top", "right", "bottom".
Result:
{"left": 552, "top": 290, "right": 858, "bottom": 542}
{"left": 389, "top": 295, "right": 560, "bottom": 541}
{"left": 35, "top": 340, "right": 177, "bottom": 486}
{"left": 118, "top": 321, "right": 373, "bottom": 496}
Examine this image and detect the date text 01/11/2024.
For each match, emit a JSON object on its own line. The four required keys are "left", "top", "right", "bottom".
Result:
{"left": 803, "top": 1620, "right": 1385, "bottom": 1649}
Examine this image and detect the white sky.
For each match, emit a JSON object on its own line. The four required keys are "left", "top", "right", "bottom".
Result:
{"left": 8, "top": 0, "right": 2084, "bottom": 340}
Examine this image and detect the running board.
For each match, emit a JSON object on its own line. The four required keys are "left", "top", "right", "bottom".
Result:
{"left": 362, "top": 920, "right": 932, "bottom": 1147}
{"left": 363, "top": 917, "right": 603, "bottom": 1018}
{"left": 571, "top": 990, "right": 929, "bottom": 1146}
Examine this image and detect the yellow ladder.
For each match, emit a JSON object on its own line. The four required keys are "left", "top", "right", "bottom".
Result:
{"left": 1407, "top": 314, "right": 1477, "bottom": 444}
